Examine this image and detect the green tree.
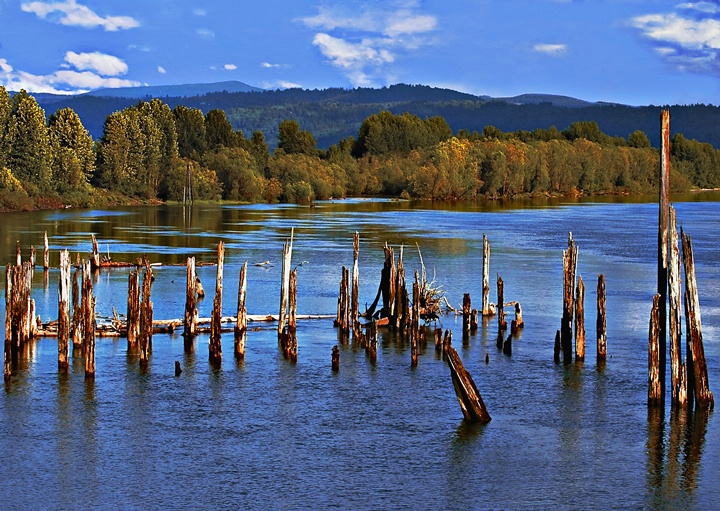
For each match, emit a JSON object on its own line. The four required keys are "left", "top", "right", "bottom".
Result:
{"left": 628, "top": 130, "right": 651, "bottom": 148}
{"left": 202, "top": 146, "right": 263, "bottom": 201}
{"left": 205, "top": 109, "right": 236, "bottom": 150}
{"left": 174, "top": 105, "right": 207, "bottom": 159}
{"left": 48, "top": 108, "right": 95, "bottom": 199}
{"left": 8, "top": 90, "right": 52, "bottom": 189}
{"left": 95, "top": 110, "right": 145, "bottom": 195}
{"left": 0, "top": 86, "right": 13, "bottom": 171}
{"left": 277, "top": 119, "right": 317, "bottom": 156}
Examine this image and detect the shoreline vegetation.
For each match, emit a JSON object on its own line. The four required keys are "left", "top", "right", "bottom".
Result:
{"left": 1, "top": 87, "right": 719, "bottom": 213}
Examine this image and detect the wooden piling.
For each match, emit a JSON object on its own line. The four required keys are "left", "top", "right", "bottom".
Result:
{"left": 58, "top": 250, "right": 71, "bottom": 371}
{"left": 30, "top": 246, "right": 36, "bottom": 267}
{"left": 435, "top": 327, "right": 443, "bottom": 354}
{"left": 43, "top": 232, "right": 49, "bottom": 269}
{"left": 234, "top": 261, "right": 248, "bottom": 360}
{"left": 82, "top": 261, "right": 96, "bottom": 378}
{"left": 351, "top": 232, "right": 360, "bottom": 340}
{"left": 575, "top": 276, "right": 585, "bottom": 362}
{"left": 554, "top": 330, "right": 561, "bottom": 364}
{"left": 648, "top": 293, "right": 663, "bottom": 405}
{"left": 183, "top": 257, "right": 198, "bottom": 352}
{"left": 596, "top": 274, "right": 607, "bottom": 363}
{"left": 668, "top": 207, "right": 687, "bottom": 406}
{"left": 681, "top": 230, "right": 714, "bottom": 410}
{"left": 15, "top": 240, "right": 21, "bottom": 267}
{"left": 175, "top": 360, "right": 182, "bottom": 376}
{"left": 510, "top": 302, "right": 524, "bottom": 334}
{"left": 332, "top": 345, "right": 340, "bottom": 371}
{"left": 209, "top": 241, "right": 224, "bottom": 366}
{"left": 90, "top": 234, "right": 100, "bottom": 270}
{"left": 462, "top": 293, "right": 471, "bottom": 337}
{"left": 335, "top": 266, "right": 350, "bottom": 337}
{"left": 503, "top": 333, "right": 512, "bottom": 356}
{"left": 4, "top": 265, "right": 12, "bottom": 381}
{"left": 561, "top": 232, "right": 578, "bottom": 364}
{"left": 71, "top": 265, "right": 82, "bottom": 349}
{"left": 496, "top": 275, "right": 506, "bottom": 349}
{"left": 658, "top": 109, "right": 670, "bottom": 401}
{"left": 138, "top": 259, "right": 154, "bottom": 367}
{"left": 284, "top": 269, "right": 298, "bottom": 362}
{"left": 482, "top": 234, "right": 493, "bottom": 316}
{"left": 446, "top": 344, "right": 491, "bottom": 424}
{"left": 278, "top": 229, "right": 294, "bottom": 339}
{"left": 127, "top": 269, "right": 141, "bottom": 347}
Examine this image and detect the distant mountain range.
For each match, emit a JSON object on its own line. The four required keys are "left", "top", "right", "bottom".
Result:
{"left": 26, "top": 81, "right": 720, "bottom": 149}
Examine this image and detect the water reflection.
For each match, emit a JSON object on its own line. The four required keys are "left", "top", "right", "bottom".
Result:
{"left": 646, "top": 407, "right": 709, "bottom": 509}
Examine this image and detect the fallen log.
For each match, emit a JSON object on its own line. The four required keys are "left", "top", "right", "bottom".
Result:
{"left": 446, "top": 343, "right": 491, "bottom": 424}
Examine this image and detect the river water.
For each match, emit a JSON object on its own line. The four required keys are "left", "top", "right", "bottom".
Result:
{"left": 1, "top": 194, "right": 719, "bottom": 510}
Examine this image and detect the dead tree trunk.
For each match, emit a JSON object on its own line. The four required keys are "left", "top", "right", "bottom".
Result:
{"left": 82, "top": 261, "right": 96, "bottom": 378}
{"left": 90, "top": 234, "right": 100, "bottom": 270}
{"left": 395, "top": 247, "right": 406, "bottom": 333}
{"left": 681, "top": 230, "right": 714, "bottom": 410}
{"left": 561, "top": 232, "right": 578, "bottom": 364}
{"left": 648, "top": 293, "right": 662, "bottom": 406}
{"left": 482, "top": 234, "right": 493, "bottom": 316}
{"left": 209, "top": 241, "right": 224, "bottom": 366}
{"left": 183, "top": 257, "right": 198, "bottom": 353}
{"left": 596, "top": 274, "right": 607, "bottom": 363}
{"left": 382, "top": 244, "right": 396, "bottom": 320}
{"left": 575, "top": 276, "right": 585, "bottom": 362}
{"left": 668, "top": 207, "right": 687, "bottom": 407}
{"left": 335, "top": 266, "right": 349, "bottom": 336}
{"left": 127, "top": 269, "right": 141, "bottom": 347}
{"left": 446, "top": 344, "right": 491, "bottom": 424}
{"left": 138, "top": 259, "right": 154, "bottom": 367}
{"left": 234, "top": 261, "right": 248, "bottom": 360}
{"left": 58, "top": 250, "right": 71, "bottom": 371}
{"left": 15, "top": 241, "right": 21, "bottom": 267}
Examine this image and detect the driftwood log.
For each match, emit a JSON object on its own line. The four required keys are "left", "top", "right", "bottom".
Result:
{"left": 446, "top": 342, "right": 491, "bottom": 424}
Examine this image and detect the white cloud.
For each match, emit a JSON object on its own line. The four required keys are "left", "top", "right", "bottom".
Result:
{"left": 158, "top": 66, "right": 166, "bottom": 74}
{"left": 300, "top": 1, "right": 437, "bottom": 87}
{"left": 262, "top": 62, "right": 281, "bottom": 68}
{"left": 193, "top": 8, "right": 207, "bottom": 16}
{"left": 64, "top": 51, "right": 128, "bottom": 76}
{"left": 676, "top": 2, "right": 720, "bottom": 14}
{"left": 224, "top": 64, "right": 237, "bottom": 70}
{"left": 21, "top": 0, "right": 139, "bottom": 31}
{"left": 533, "top": 43, "right": 568, "bottom": 56}
{"left": 0, "top": 59, "right": 13, "bottom": 73}
{"left": 196, "top": 28, "right": 215, "bottom": 39}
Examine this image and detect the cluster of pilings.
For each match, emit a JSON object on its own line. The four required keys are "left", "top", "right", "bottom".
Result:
{"left": 650, "top": 110, "right": 713, "bottom": 411}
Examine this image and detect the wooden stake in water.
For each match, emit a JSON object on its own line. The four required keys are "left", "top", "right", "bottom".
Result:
{"left": 681, "top": 230, "right": 714, "bottom": 410}
{"left": 351, "top": 232, "right": 360, "bottom": 340}
{"left": 278, "top": 229, "right": 294, "bottom": 339}
{"left": 127, "top": 269, "right": 140, "bottom": 347}
{"left": 446, "top": 343, "right": 491, "bottom": 424}
{"left": 482, "top": 234, "right": 493, "bottom": 316}
{"left": 234, "top": 261, "right": 248, "bottom": 360}
{"left": 138, "top": 259, "right": 154, "bottom": 367}
{"left": 183, "top": 257, "right": 198, "bottom": 353}
{"left": 561, "top": 232, "right": 578, "bottom": 364}
{"left": 668, "top": 207, "right": 687, "bottom": 407}
{"left": 596, "top": 274, "right": 607, "bottom": 363}
{"left": 575, "top": 276, "right": 585, "bottom": 362}
{"left": 58, "top": 250, "right": 71, "bottom": 371}
{"left": 43, "top": 232, "right": 49, "bottom": 269}
{"left": 648, "top": 293, "right": 662, "bottom": 406}
{"left": 91, "top": 234, "right": 100, "bottom": 270}
{"left": 657, "top": 109, "right": 670, "bottom": 401}
{"left": 82, "top": 261, "right": 96, "bottom": 378}
{"left": 209, "top": 241, "right": 224, "bottom": 366}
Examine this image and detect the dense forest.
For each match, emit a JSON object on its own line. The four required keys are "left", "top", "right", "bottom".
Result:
{"left": 1, "top": 86, "right": 718, "bottom": 211}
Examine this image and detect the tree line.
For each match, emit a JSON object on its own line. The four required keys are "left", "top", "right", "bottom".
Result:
{"left": 0, "top": 86, "right": 718, "bottom": 211}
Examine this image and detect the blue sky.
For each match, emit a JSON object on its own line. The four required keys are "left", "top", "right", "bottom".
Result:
{"left": 1, "top": 0, "right": 719, "bottom": 105}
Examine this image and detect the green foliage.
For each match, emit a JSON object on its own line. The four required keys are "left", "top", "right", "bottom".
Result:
{"left": 277, "top": 119, "right": 317, "bottom": 156}
{"left": 48, "top": 107, "right": 95, "bottom": 192}
{"left": 174, "top": 105, "right": 207, "bottom": 159}
{"left": 353, "top": 111, "right": 452, "bottom": 157}
{"left": 202, "top": 146, "right": 264, "bottom": 201}
{"left": 8, "top": 90, "right": 52, "bottom": 189}
{"left": 205, "top": 109, "right": 236, "bottom": 150}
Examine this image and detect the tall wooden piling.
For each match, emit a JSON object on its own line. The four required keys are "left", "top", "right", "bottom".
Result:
{"left": 351, "top": 232, "right": 360, "bottom": 339}
{"left": 71, "top": 265, "right": 82, "bottom": 349}
{"left": 561, "top": 232, "right": 578, "bottom": 364}
{"left": 681, "top": 230, "right": 714, "bottom": 410}
{"left": 278, "top": 229, "right": 294, "bottom": 339}
{"left": 15, "top": 241, "right": 21, "bottom": 267}
{"left": 4, "top": 265, "right": 12, "bottom": 381}
{"left": 138, "top": 259, "right": 154, "bottom": 367}
{"left": 575, "top": 276, "right": 585, "bottom": 362}
{"left": 446, "top": 344, "right": 492, "bottom": 424}
{"left": 496, "top": 275, "right": 506, "bottom": 349}
{"left": 43, "top": 232, "right": 49, "bottom": 269}
{"left": 482, "top": 234, "right": 493, "bottom": 316}
{"left": 668, "top": 207, "right": 686, "bottom": 406}
{"left": 58, "top": 250, "right": 71, "bottom": 371}
{"left": 462, "top": 293, "right": 472, "bottom": 337}
{"left": 332, "top": 345, "right": 339, "bottom": 372}
{"left": 127, "top": 269, "right": 141, "bottom": 347}
{"left": 287, "top": 269, "right": 298, "bottom": 362}
{"left": 657, "top": 109, "right": 670, "bottom": 401}
{"left": 209, "top": 241, "right": 224, "bottom": 366}
{"left": 82, "top": 261, "right": 96, "bottom": 378}
{"left": 234, "top": 261, "right": 248, "bottom": 360}
{"left": 90, "top": 234, "right": 100, "bottom": 270}
{"left": 183, "top": 257, "right": 198, "bottom": 352}
{"left": 596, "top": 274, "right": 607, "bottom": 363}
{"left": 648, "top": 293, "right": 662, "bottom": 406}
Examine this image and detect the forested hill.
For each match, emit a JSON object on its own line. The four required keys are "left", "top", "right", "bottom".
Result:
{"left": 33, "top": 83, "right": 720, "bottom": 149}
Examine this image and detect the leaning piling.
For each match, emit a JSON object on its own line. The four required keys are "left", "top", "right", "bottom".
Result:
{"left": 446, "top": 343, "right": 491, "bottom": 424}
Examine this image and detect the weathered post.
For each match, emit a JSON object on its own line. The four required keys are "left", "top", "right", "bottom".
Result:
{"left": 183, "top": 257, "right": 198, "bottom": 353}
{"left": 234, "top": 261, "right": 248, "bottom": 360}
{"left": 596, "top": 274, "right": 607, "bottom": 363}
{"left": 411, "top": 279, "right": 420, "bottom": 367}
{"left": 561, "top": 232, "right": 578, "bottom": 364}
{"left": 668, "top": 207, "right": 687, "bottom": 406}
{"left": 82, "top": 261, "right": 96, "bottom": 378}
{"left": 575, "top": 276, "right": 585, "bottom": 362}
{"left": 332, "top": 345, "right": 340, "bottom": 372}
{"left": 648, "top": 293, "right": 662, "bottom": 406}
{"left": 285, "top": 269, "right": 298, "bottom": 362}
{"left": 4, "top": 265, "right": 12, "bottom": 381}
{"left": 278, "top": 229, "right": 294, "bottom": 341}
{"left": 43, "top": 232, "right": 49, "bottom": 269}
{"left": 462, "top": 293, "right": 472, "bottom": 338}
{"left": 127, "top": 269, "right": 141, "bottom": 347}
{"left": 446, "top": 344, "right": 492, "bottom": 424}
{"left": 30, "top": 246, "right": 36, "bottom": 267}
{"left": 58, "top": 250, "right": 71, "bottom": 371}
{"left": 434, "top": 327, "right": 443, "bottom": 354}
{"left": 681, "top": 229, "right": 714, "bottom": 410}
{"left": 15, "top": 241, "right": 21, "bottom": 267}
{"left": 138, "top": 259, "right": 154, "bottom": 367}
{"left": 496, "top": 275, "right": 506, "bottom": 349}
{"left": 382, "top": 244, "right": 396, "bottom": 320}
{"left": 351, "top": 232, "right": 360, "bottom": 340}
{"left": 90, "top": 234, "right": 100, "bottom": 270}
{"left": 511, "top": 302, "right": 524, "bottom": 334}
{"left": 554, "top": 330, "right": 561, "bottom": 364}
{"left": 657, "top": 109, "right": 670, "bottom": 401}
{"left": 71, "top": 265, "right": 82, "bottom": 349}
{"left": 209, "top": 241, "right": 224, "bottom": 366}
{"left": 482, "top": 234, "right": 493, "bottom": 316}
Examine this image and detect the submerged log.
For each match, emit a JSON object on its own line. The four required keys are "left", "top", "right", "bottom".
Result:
{"left": 446, "top": 344, "right": 491, "bottom": 424}
{"left": 681, "top": 229, "right": 714, "bottom": 410}
{"left": 234, "top": 261, "right": 248, "bottom": 360}
{"left": 58, "top": 250, "right": 71, "bottom": 371}
{"left": 596, "top": 274, "right": 607, "bottom": 363}
{"left": 648, "top": 293, "right": 662, "bottom": 406}
{"left": 209, "top": 241, "right": 224, "bottom": 366}
{"left": 575, "top": 276, "right": 585, "bottom": 362}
